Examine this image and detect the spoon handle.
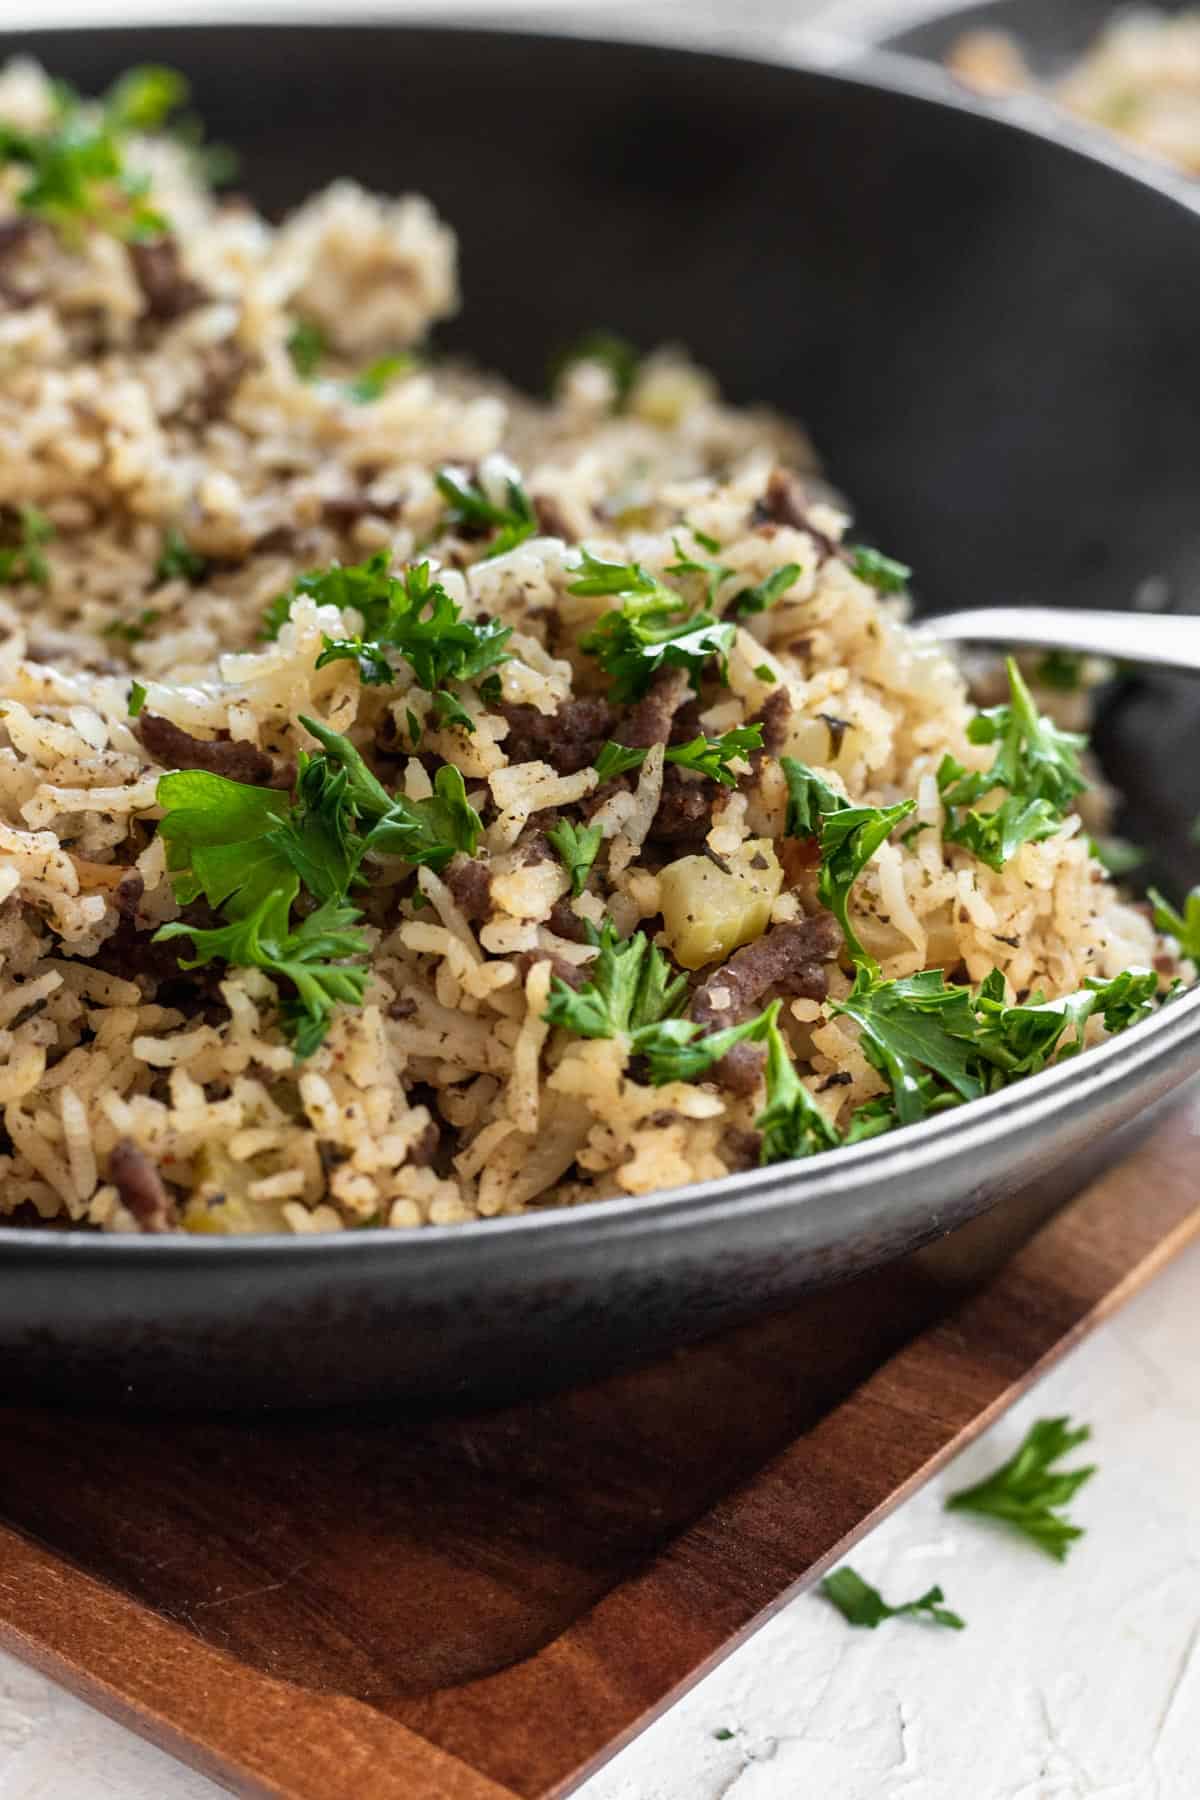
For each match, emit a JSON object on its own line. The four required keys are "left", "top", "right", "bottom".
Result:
{"left": 922, "top": 606, "right": 1200, "bottom": 676}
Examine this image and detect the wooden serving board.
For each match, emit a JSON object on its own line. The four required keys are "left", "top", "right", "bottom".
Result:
{"left": 0, "top": 1102, "right": 1197, "bottom": 1800}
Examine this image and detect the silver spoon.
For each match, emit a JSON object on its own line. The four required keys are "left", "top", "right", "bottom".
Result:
{"left": 923, "top": 605, "right": 1200, "bottom": 675}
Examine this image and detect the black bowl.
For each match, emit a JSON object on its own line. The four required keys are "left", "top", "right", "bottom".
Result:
{"left": 2, "top": 23, "right": 1199, "bottom": 1407}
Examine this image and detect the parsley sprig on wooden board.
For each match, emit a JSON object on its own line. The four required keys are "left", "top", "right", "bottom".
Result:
{"left": 946, "top": 1416, "right": 1096, "bottom": 1560}
{"left": 153, "top": 717, "right": 481, "bottom": 1055}
{"left": 821, "top": 1567, "right": 965, "bottom": 1631}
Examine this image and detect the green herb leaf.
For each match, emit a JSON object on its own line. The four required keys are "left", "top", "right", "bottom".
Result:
{"left": 664, "top": 723, "right": 763, "bottom": 787}
{"left": 346, "top": 352, "right": 413, "bottom": 403}
{"left": 848, "top": 545, "right": 911, "bottom": 596}
{"left": 821, "top": 1567, "right": 964, "bottom": 1631}
{"left": 543, "top": 921, "right": 687, "bottom": 1042}
{"left": 286, "top": 317, "right": 326, "bottom": 379}
{"left": 665, "top": 532, "right": 734, "bottom": 606}
{"left": 0, "top": 92, "right": 167, "bottom": 243}
{"left": 573, "top": 550, "right": 735, "bottom": 704}
{"left": 1149, "top": 886, "right": 1200, "bottom": 960}
{"left": 103, "top": 607, "right": 160, "bottom": 644}
{"left": 593, "top": 740, "right": 648, "bottom": 782}
{"left": 728, "top": 562, "right": 802, "bottom": 617}
{"left": 281, "top": 553, "right": 511, "bottom": 705}
{"left": 435, "top": 464, "right": 537, "bottom": 559}
{"left": 945, "top": 1416, "right": 1095, "bottom": 1560}
{"left": 358, "top": 763, "right": 483, "bottom": 872}
{"left": 127, "top": 680, "right": 147, "bottom": 718}
{"left": 549, "top": 329, "right": 640, "bottom": 405}
{"left": 833, "top": 966, "right": 983, "bottom": 1127}
{"left": 635, "top": 1007, "right": 768, "bottom": 1086}
{"left": 1034, "top": 648, "right": 1084, "bottom": 691}
{"left": 104, "top": 65, "right": 189, "bottom": 133}
{"left": 154, "top": 527, "right": 207, "bottom": 586}
{"left": 0, "top": 506, "right": 53, "bottom": 587}
{"left": 546, "top": 818, "right": 603, "bottom": 897}
{"left": 756, "top": 999, "right": 841, "bottom": 1163}
{"left": 940, "top": 659, "right": 1087, "bottom": 869}
{"left": 1088, "top": 835, "right": 1144, "bottom": 877}
{"left": 780, "top": 758, "right": 914, "bottom": 973}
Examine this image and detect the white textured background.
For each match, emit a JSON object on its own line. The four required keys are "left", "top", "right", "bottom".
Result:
{"left": 1, "top": 2, "right": 1198, "bottom": 1795}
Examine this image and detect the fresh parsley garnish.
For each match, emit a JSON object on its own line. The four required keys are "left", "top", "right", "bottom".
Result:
{"left": 153, "top": 718, "right": 483, "bottom": 1052}
{"left": 127, "top": 680, "right": 147, "bottom": 718}
{"left": 780, "top": 758, "right": 915, "bottom": 973}
{"left": 592, "top": 726, "right": 762, "bottom": 788}
{"left": 0, "top": 506, "right": 53, "bottom": 587}
{"left": 666, "top": 532, "right": 734, "bottom": 605}
{"left": 104, "top": 64, "right": 189, "bottom": 133}
{"left": 546, "top": 819, "right": 603, "bottom": 897}
{"left": 755, "top": 999, "right": 841, "bottom": 1161}
{"left": 848, "top": 545, "right": 910, "bottom": 595}
{"left": 1148, "top": 885, "right": 1200, "bottom": 960}
{"left": 821, "top": 1567, "right": 964, "bottom": 1631}
{"left": 103, "top": 608, "right": 160, "bottom": 644}
{"left": 346, "top": 352, "right": 413, "bottom": 403}
{"left": 945, "top": 1416, "right": 1095, "bottom": 1561}
{"left": 939, "top": 659, "right": 1086, "bottom": 869}
{"left": 154, "top": 527, "right": 207, "bottom": 586}
{"left": 664, "top": 724, "right": 763, "bottom": 787}
{"left": 1087, "top": 836, "right": 1144, "bottom": 877}
{"left": 286, "top": 317, "right": 326, "bottom": 379}
{"left": 272, "top": 552, "right": 510, "bottom": 714}
{"left": 1034, "top": 648, "right": 1084, "bottom": 691}
{"left": 543, "top": 921, "right": 687, "bottom": 1043}
{"left": 572, "top": 549, "right": 735, "bottom": 704}
{"left": 0, "top": 75, "right": 177, "bottom": 243}
{"left": 728, "top": 562, "right": 802, "bottom": 617}
{"left": 549, "top": 328, "right": 640, "bottom": 404}
{"left": 832, "top": 965, "right": 1159, "bottom": 1130}
{"left": 435, "top": 464, "right": 537, "bottom": 559}
{"left": 593, "top": 740, "right": 649, "bottom": 782}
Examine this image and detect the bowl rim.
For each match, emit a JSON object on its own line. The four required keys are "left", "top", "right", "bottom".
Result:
{"left": 0, "top": 17, "right": 1198, "bottom": 1260}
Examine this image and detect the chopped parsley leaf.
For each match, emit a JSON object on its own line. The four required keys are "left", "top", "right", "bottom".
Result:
{"left": 0, "top": 506, "right": 53, "bottom": 587}
{"left": 104, "top": 65, "right": 189, "bottom": 134}
{"left": 154, "top": 718, "right": 484, "bottom": 1053}
{"left": 286, "top": 317, "right": 326, "bottom": 379}
{"left": 1087, "top": 835, "right": 1144, "bottom": 877}
{"left": 547, "top": 818, "right": 603, "bottom": 897}
{"left": 848, "top": 544, "right": 910, "bottom": 595}
{"left": 821, "top": 1567, "right": 964, "bottom": 1631}
{"left": 543, "top": 920, "right": 687, "bottom": 1043}
{"left": 780, "top": 758, "right": 914, "bottom": 973}
{"left": 1148, "top": 885, "right": 1200, "bottom": 960}
{"left": 435, "top": 463, "right": 537, "bottom": 559}
{"left": 945, "top": 1416, "right": 1095, "bottom": 1561}
{"left": 593, "top": 740, "right": 649, "bottom": 782}
{"left": 346, "top": 352, "right": 413, "bottom": 403}
{"left": 753, "top": 662, "right": 777, "bottom": 683}
{"left": 572, "top": 549, "right": 735, "bottom": 704}
{"left": 0, "top": 85, "right": 168, "bottom": 243}
{"left": 755, "top": 999, "right": 840, "bottom": 1162}
{"left": 666, "top": 532, "right": 734, "bottom": 605}
{"left": 273, "top": 552, "right": 510, "bottom": 713}
{"left": 127, "top": 680, "right": 147, "bottom": 718}
{"left": 665, "top": 723, "right": 763, "bottom": 787}
{"left": 103, "top": 608, "right": 160, "bottom": 644}
{"left": 1034, "top": 648, "right": 1084, "bottom": 691}
{"left": 549, "top": 328, "right": 640, "bottom": 405}
{"left": 728, "top": 562, "right": 802, "bottom": 617}
{"left": 154, "top": 527, "right": 208, "bottom": 586}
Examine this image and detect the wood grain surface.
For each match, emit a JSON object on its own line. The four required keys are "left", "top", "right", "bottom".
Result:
{"left": 0, "top": 1103, "right": 1196, "bottom": 1800}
